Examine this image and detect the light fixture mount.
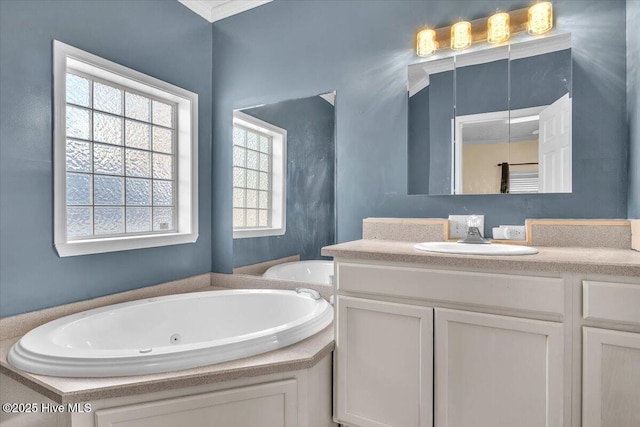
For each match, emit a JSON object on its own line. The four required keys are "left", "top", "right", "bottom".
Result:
{"left": 415, "top": 3, "right": 554, "bottom": 56}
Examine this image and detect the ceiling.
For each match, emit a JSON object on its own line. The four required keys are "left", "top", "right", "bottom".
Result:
{"left": 178, "top": 0, "right": 272, "bottom": 23}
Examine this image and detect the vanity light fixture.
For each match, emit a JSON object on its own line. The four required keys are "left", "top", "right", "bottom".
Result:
{"left": 417, "top": 28, "right": 438, "bottom": 57}
{"left": 451, "top": 21, "right": 472, "bottom": 50}
{"left": 487, "top": 12, "right": 510, "bottom": 44}
{"left": 528, "top": 2, "right": 553, "bottom": 35}
{"left": 415, "top": 3, "right": 556, "bottom": 56}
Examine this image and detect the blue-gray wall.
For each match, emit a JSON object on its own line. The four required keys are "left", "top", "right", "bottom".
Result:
{"left": 629, "top": 0, "right": 640, "bottom": 219}
{"left": 1, "top": 0, "right": 635, "bottom": 316}
{"left": 0, "top": 0, "right": 213, "bottom": 316}
{"left": 233, "top": 96, "right": 335, "bottom": 267}
{"left": 211, "top": 0, "right": 629, "bottom": 273}
{"left": 510, "top": 49, "right": 572, "bottom": 110}
{"left": 408, "top": 87, "right": 431, "bottom": 194}
{"left": 457, "top": 59, "right": 509, "bottom": 115}
{"left": 429, "top": 71, "right": 455, "bottom": 194}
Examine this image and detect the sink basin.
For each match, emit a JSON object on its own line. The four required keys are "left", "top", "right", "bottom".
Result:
{"left": 414, "top": 241, "right": 538, "bottom": 255}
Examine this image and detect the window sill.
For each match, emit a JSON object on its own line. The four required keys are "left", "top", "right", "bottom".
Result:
{"left": 55, "top": 232, "right": 198, "bottom": 257}
{"left": 233, "top": 227, "right": 285, "bottom": 239}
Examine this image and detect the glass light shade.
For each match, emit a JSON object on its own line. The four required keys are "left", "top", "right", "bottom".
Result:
{"left": 417, "top": 29, "right": 438, "bottom": 57}
{"left": 451, "top": 21, "right": 472, "bottom": 50}
{"left": 487, "top": 12, "right": 510, "bottom": 44}
{"left": 528, "top": 2, "right": 553, "bottom": 35}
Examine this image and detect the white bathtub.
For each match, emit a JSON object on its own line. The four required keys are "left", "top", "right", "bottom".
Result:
{"left": 8, "top": 289, "right": 333, "bottom": 378}
{"left": 263, "top": 260, "right": 334, "bottom": 285}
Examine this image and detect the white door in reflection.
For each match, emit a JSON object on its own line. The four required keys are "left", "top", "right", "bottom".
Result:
{"left": 539, "top": 93, "right": 572, "bottom": 193}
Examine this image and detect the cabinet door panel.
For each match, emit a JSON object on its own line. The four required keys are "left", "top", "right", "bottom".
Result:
{"left": 95, "top": 380, "right": 296, "bottom": 427}
{"left": 435, "top": 308, "right": 564, "bottom": 427}
{"left": 336, "top": 296, "right": 433, "bottom": 427}
{"left": 583, "top": 327, "right": 640, "bottom": 427}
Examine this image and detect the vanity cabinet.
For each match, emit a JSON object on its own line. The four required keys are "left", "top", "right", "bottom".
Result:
{"left": 334, "top": 261, "right": 567, "bottom": 427}
{"left": 435, "top": 308, "right": 564, "bottom": 427}
{"left": 582, "top": 328, "right": 640, "bottom": 427}
{"left": 582, "top": 280, "right": 640, "bottom": 427}
{"left": 335, "top": 296, "right": 433, "bottom": 427}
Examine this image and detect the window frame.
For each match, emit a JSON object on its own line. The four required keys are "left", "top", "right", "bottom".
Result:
{"left": 53, "top": 40, "right": 198, "bottom": 257}
{"left": 232, "top": 111, "right": 286, "bottom": 239}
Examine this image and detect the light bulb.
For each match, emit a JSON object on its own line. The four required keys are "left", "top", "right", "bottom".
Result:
{"left": 416, "top": 29, "right": 438, "bottom": 57}
{"left": 451, "top": 21, "right": 472, "bottom": 50}
{"left": 487, "top": 12, "right": 510, "bottom": 44}
{"left": 528, "top": 2, "right": 553, "bottom": 35}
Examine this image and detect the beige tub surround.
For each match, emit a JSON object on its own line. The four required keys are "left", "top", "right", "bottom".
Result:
{"left": 632, "top": 219, "right": 640, "bottom": 251}
{"left": 362, "top": 218, "right": 449, "bottom": 242}
{"left": 526, "top": 219, "right": 632, "bottom": 248}
{"left": 322, "top": 240, "right": 640, "bottom": 277}
{"left": 233, "top": 255, "right": 301, "bottom": 276}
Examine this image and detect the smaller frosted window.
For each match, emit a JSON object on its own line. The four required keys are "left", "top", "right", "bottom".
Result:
{"left": 232, "top": 125, "right": 273, "bottom": 230}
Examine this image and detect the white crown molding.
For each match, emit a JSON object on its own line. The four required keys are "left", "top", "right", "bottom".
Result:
{"left": 408, "top": 57, "right": 454, "bottom": 96}
{"left": 320, "top": 92, "right": 335, "bottom": 106}
{"left": 178, "top": 0, "right": 273, "bottom": 23}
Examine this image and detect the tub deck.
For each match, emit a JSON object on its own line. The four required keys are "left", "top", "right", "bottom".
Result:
{"left": 0, "top": 324, "right": 333, "bottom": 404}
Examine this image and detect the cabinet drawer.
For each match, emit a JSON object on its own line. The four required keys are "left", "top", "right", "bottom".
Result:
{"left": 337, "top": 262, "right": 564, "bottom": 317}
{"left": 583, "top": 281, "right": 640, "bottom": 326}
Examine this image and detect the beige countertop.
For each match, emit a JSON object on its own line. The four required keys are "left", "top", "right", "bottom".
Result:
{"left": 0, "top": 325, "right": 334, "bottom": 404}
{"left": 322, "top": 240, "right": 640, "bottom": 277}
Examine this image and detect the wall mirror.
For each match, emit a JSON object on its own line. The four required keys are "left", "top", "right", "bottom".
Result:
{"left": 408, "top": 33, "right": 572, "bottom": 195}
{"left": 231, "top": 92, "right": 336, "bottom": 274}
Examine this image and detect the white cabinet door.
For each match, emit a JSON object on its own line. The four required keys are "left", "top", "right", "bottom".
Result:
{"left": 335, "top": 296, "right": 433, "bottom": 427}
{"left": 435, "top": 308, "right": 564, "bottom": 427}
{"left": 95, "top": 380, "right": 297, "bottom": 427}
{"left": 583, "top": 327, "right": 640, "bottom": 427}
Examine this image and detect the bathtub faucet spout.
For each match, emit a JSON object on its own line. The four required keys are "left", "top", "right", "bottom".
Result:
{"left": 296, "top": 288, "right": 321, "bottom": 300}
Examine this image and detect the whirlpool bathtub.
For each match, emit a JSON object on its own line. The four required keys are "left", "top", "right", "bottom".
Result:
{"left": 8, "top": 289, "right": 333, "bottom": 378}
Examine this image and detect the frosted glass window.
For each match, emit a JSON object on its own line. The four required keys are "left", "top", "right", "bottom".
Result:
{"left": 125, "top": 92, "right": 150, "bottom": 122}
{"left": 94, "top": 82, "right": 122, "bottom": 115}
{"left": 66, "top": 74, "right": 90, "bottom": 107}
{"left": 232, "top": 124, "right": 274, "bottom": 230}
{"left": 54, "top": 41, "right": 198, "bottom": 257}
{"left": 93, "top": 144, "right": 123, "bottom": 175}
{"left": 94, "top": 207, "right": 124, "bottom": 235}
{"left": 125, "top": 120, "right": 150, "bottom": 150}
{"left": 126, "top": 207, "right": 151, "bottom": 233}
{"left": 63, "top": 71, "right": 177, "bottom": 240}
{"left": 152, "top": 126, "right": 173, "bottom": 154}
{"left": 66, "top": 139, "right": 91, "bottom": 173}
{"left": 152, "top": 100, "right": 173, "bottom": 128}
{"left": 66, "top": 106, "right": 91, "bottom": 140}
{"left": 67, "top": 207, "right": 93, "bottom": 237}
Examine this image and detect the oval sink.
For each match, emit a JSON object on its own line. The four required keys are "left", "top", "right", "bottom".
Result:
{"left": 414, "top": 241, "right": 538, "bottom": 255}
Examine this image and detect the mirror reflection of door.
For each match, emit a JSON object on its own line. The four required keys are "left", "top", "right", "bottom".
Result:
{"left": 539, "top": 93, "right": 572, "bottom": 192}
{"left": 456, "top": 107, "right": 543, "bottom": 195}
